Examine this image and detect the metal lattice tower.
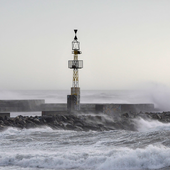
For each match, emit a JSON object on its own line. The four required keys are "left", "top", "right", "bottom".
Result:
{"left": 68, "top": 30, "right": 83, "bottom": 111}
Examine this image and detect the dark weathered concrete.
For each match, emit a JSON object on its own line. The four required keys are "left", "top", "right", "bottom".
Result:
{"left": 95, "top": 103, "right": 154, "bottom": 116}
{"left": 42, "top": 111, "right": 67, "bottom": 116}
{"left": 41, "top": 103, "right": 67, "bottom": 111}
{"left": 0, "top": 100, "right": 155, "bottom": 117}
{"left": 80, "top": 104, "right": 96, "bottom": 112}
{"left": 0, "top": 113, "right": 10, "bottom": 119}
{"left": 121, "top": 104, "right": 154, "bottom": 113}
{"left": 0, "top": 100, "right": 45, "bottom": 112}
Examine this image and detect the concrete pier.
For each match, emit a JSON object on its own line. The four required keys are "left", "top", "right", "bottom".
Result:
{"left": 95, "top": 103, "right": 154, "bottom": 117}
{"left": 0, "top": 100, "right": 155, "bottom": 118}
{"left": 0, "top": 100, "right": 45, "bottom": 112}
{"left": 42, "top": 111, "right": 67, "bottom": 116}
{"left": 0, "top": 113, "right": 10, "bottom": 119}
{"left": 95, "top": 103, "right": 154, "bottom": 113}
{"left": 41, "top": 104, "right": 67, "bottom": 116}
{"left": 41, "top": 103, "right": 67, "bottom": 111}
{"left": 0, "top": 100, "right": 45, "bottom": 117}
{"left": 41, "top": 103, "right": 154, "bottom": 116}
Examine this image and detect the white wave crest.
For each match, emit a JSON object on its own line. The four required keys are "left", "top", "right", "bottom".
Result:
{"left": 98, "top": 145, "right": 170, "bottom": 170}
{"left": 0, "top": 127, "right": 55, "bottom": 138}
{"left": 133, "top": 118, "right": 170, "bottom": 132}
{"left": 0, "top": 145, "right": 170, "bottom": 170}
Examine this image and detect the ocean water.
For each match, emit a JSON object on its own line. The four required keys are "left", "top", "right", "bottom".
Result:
{"left": 0, "top": 90, "right": 170, "bottom": 170}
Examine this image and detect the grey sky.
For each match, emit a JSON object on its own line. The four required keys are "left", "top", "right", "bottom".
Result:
{"left": 0, "top": 0, "right": 170, "bottom": 90}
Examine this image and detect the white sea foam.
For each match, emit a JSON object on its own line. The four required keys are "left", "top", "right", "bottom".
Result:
{"left": 134, "top": 118, "right": 170, "bottom": 132}
{"left": 0, "top": 126, "right": 53, "bottom": 137}
{"left": 97, "top": 145, "right": 170, "bottom": 170}
{"left": 0, "top": 144, "right": 170, "bottom": 170}
{"left": 0, "top": 126, "right": 84, "bottom": 137}
{"left": 0, "top": 127, "right": 170, "bottom": 170}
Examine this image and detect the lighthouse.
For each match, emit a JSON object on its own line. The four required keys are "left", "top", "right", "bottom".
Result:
{"left": 67, "top": 30, "right": 83, "bottom": 111}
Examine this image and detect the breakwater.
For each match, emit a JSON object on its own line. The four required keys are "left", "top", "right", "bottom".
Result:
{"left": 0, "top": 100, "right": 159, "bottom": 131}
{"left": 0, "top": 111, "right": 170, "bottom": 132}
{"left": 0, "top": 100, "right": 154, "bottom": 118}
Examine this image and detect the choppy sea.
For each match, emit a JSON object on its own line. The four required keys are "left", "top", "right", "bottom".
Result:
{"left": 1, "top": 90, "right": 170, "bottom": 170}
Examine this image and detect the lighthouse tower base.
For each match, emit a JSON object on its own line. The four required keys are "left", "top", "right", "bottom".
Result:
{"left": 67, "top": 87, "right": 80, "bottom": 112}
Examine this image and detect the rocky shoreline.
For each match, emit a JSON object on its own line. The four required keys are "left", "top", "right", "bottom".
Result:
{"left": 0, "top": 111, "right": 170, "bottom": 131}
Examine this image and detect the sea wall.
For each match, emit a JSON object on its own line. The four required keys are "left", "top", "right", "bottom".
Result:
{"left": 95, "top": 103, "right": 154, "bottom": 117}
{"left": 41, "top": 104, "right": 67, "bottom": 111}
{"left": 0, "top": 100, "right": 155, "bottom": 118}
{"left": 0, "top": 100, "right": 45, "bottom": 112}
{"left": 0, "top": 113, "right": 10, "bottom": 119}
{"left": 1, "top": 111, "right": 170, "bottom": 132}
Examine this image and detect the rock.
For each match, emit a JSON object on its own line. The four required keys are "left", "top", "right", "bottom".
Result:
{"left": 164, "top": 112, "right": 170, "bottom": 116}
{"left": 0, "top": 125, "right": 6, "bottom": 131}
{"left": 33, "top": 118, "right": 40, "bottom": 123}
{"left": 3, "top": 120, "right": 10, "bottom": 126}
{"left": 0, "top": 120, "right": 4, "bottom": 124}
{"left": 66, "top": 123, "right": 75, "bottom": 130}
{"left": 74, "top": 122, "right": 83, "bottom": 127}
{"left": 44, "top": 117, "right": 54, "bottom": 123}
{"left": 75, "top": 126, "right": 83, "bottom": 131}
{"left": 2, "top": 111, "right": 170, "bottom": 131}
{"left": 122, "top": 113, "right": 129, "bottom": 118}
{"left": 157, "top": 114, "right": 162, "bottom": 120}
{"left": 61, "top": 115, "right": 67, "bottom": 121}
{"left": 53, "top": 120, "right": 58, "bottom": 125}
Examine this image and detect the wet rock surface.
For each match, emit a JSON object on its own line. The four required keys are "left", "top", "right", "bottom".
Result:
{"left": 0, "top": 111, "right": 170, "bottom": 131}
{"left": 126, "top": 111, "right": 170, "bottom": 123}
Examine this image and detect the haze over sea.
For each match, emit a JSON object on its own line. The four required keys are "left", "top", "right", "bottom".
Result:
{"left": 0, "top": 90, "right": 170, "bottom": 170}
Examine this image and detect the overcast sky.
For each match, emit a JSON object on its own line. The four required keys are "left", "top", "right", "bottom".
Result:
{"left": 0, "top": 0, "right": 170, "bottom": 90}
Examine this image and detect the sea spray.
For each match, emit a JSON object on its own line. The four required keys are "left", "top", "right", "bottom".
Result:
{"left": 133, "top": 117, "right": 170, "bottom": 132}
{"left": 97, "top": 145, "right": 170, "bottom": 170}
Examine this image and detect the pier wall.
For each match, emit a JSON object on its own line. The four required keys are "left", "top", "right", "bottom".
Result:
{"left": 41, "top": 104, "right": 67, "bottom": 111}
{"left": 0, "top": 100, "right": 45, "bottom": 118}
{"left": 0, "top": 100, "right": 155, "bottom": 117}
{"left": 95, "top": 103, "right": 154, "bottom": 117}
{"left": 0, "top": 100, "right": 45, "bottom": 112}
{"left": 42, "top": 111, "right": 67, "bottom": 116}
{"left": 0, "top": 113, "right": 10, "bottom": 119}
